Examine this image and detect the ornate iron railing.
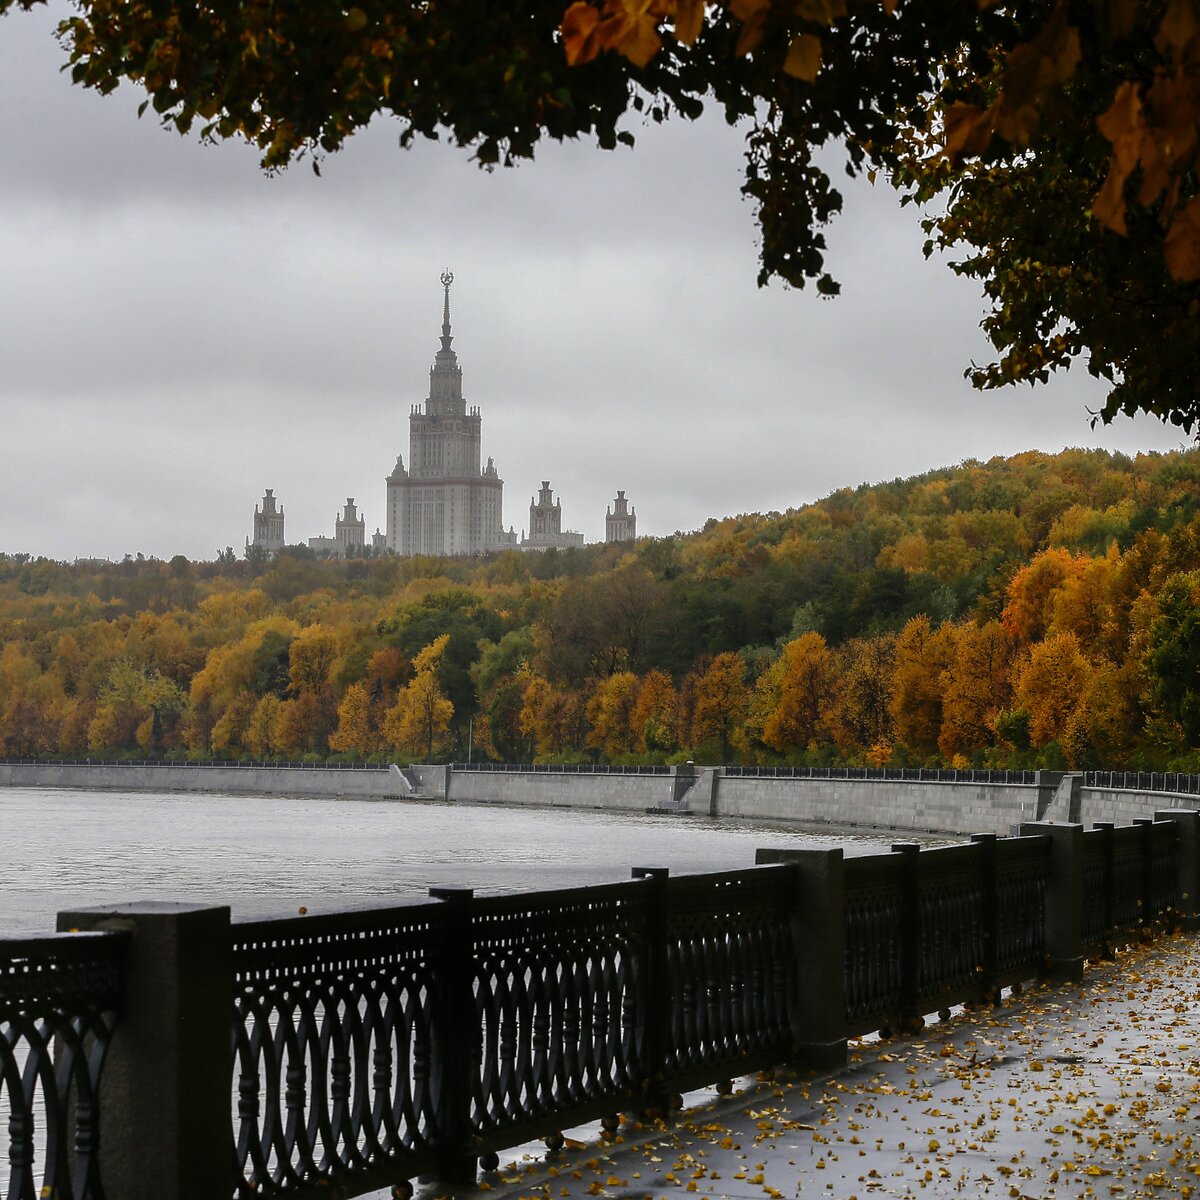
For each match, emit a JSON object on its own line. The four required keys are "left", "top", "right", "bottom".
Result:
{"left": 913, "top": 845, "right": 986, "bottom": 1014}
{"left": 1081, "top": 828, "right": 1110, "bottom": 950}
{"left": 0, "top": 931, "right": 125, "bottom": 1200}
{"left": 230, "top": 901, "right": 447, "bottom": 1198}
{"left": 1111, "top": 826, "right": 1146, "bottom": 936}
{"left": 843, "top": 855, "right": 906, "bottom": 1034}
{"left": 469, "top": 881, "right": 648, "bottom": 1148}
{"left": 1084, "top": 770, "right": 1200, "bottom": 795}
{"left": 0, "top": 757, "right": 392, "bottom": 771}
{"left": 1149, "top": 820, "right": 1179, "bottom": 919}
{"left": 661, "top": 868, "right": 793, "bottom": 1087}
{"left": 993, "top": 836, "right": 1049, "bottom": 985}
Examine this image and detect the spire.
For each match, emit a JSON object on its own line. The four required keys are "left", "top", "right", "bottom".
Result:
{"left": 440, "top": 269, "right": 454, "bottom": 352}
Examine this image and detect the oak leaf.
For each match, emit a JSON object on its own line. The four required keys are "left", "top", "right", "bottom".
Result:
{"left": 562, "top": 2, "right": 603, "bottom": 66}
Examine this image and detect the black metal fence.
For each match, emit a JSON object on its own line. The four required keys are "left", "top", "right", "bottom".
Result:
{"left": 0, "top": 758, "right": 390, "bottom": 770}
{"left": 1085, "top": 770, "right": 1200, "bottom": 795}
{"left": 725, "top": 765, "right": 1038, "bottom": 783}
{"left": 9, "top": 762, "right": 1200, "bottom": 796}
{"left": 5, "top": 810, "right": 1200, "bottom": 1200}
{"left": 449, "top": 762, "right": 672, "bottom": 775}
{"left": 0, "top": 932, "right": 125, "bottom": 1200}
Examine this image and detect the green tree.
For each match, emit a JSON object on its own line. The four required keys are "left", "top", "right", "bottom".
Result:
{"left": 1145, "top": 571, "right": 1200, "bottom": 743}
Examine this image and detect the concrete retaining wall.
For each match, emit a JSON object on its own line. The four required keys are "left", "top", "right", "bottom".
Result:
{"left": 1, "top": 763, "right": 1194, "bottom": 835}
{"left": 712, "top": 775, "right": 1040, "bottom": 836}
{"left": 0, "top": 762, "right": 403, "bottom": 800}
{"left": 446, "top": 769, "right": 668, "bottom": 811}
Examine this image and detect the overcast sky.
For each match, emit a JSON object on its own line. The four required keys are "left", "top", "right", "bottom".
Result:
{"left": 0, "top": 5, "right": 1187, "bottom": 562}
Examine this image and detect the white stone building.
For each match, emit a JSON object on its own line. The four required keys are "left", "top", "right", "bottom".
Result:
{"left": 335, "top": 498, "right": 366, "bottom": 554}
{"left": 308, "top": 498, "right": 367, "bottom": 557}
{"left": 519, "top": 481, "right": 585, "bottom": 551}
{"left": 385, "top": 273, "right": 504, "bottom": 556}
{"left": 606, "top": 490, "right": 637, "bottom": 542}
{"left": 247, "top": 489, "right": 285, "bottom": 556}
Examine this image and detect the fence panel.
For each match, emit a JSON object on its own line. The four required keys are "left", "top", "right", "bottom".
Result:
{"left": 1081, "top": 829, "right": 1109, "bottom": 951}
{"left": 469, "top": 881, "right": 647, "bottom": 1149}
{"left": 843, "top": 855, "right": 906, "bottom": 1036}
{"left": 1148, "top": 821, "right": 1179, "bottom": 921}
{"left": 0, "top": 932, "right": 124, "bottom": 1200}
{"left": 1111, "top": 826, "right": 1145, "bottom": 936}
{"left": 661, "top": 868, "right": 793, "bottom": 1090}
{"left": 230, "top": 902, "right": 446, "bottom": 1198}
{"left": 913, "top": 845, "right": 986, "bottom": 1013}
{"left": 993, "top": 836, "right": 1049, "bottom": 986}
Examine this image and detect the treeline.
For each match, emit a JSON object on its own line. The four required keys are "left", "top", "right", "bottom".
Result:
{"left": 3, "top": 448, "right": 1200, "bottom": 770}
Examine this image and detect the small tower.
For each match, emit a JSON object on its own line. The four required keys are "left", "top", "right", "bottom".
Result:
{"left": 248, "top": 488, "right": 285, "bottom": 556}
{"left": 529, "top": 481, "right": 562, "bottom": 539}
{"left": 335, "top": 498, "right": 366, "bottom": 554}
{"left": 520, "top": 481, "right": 585, "bottom": 551}
{"left": 606, "top": 490, "right": 637, "bottom": 543}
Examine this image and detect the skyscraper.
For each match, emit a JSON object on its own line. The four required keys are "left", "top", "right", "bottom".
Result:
{"left": 385, "top": 273, "right": 504, "bottom": 556}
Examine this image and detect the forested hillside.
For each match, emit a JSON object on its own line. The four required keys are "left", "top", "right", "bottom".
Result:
{"left": 4, "top": 448, "right": 1200, "bottom": 770}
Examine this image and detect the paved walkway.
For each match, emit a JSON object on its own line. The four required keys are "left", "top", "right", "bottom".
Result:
{"left": 473, "top": 934, "right": 1200, "bottom": 1200}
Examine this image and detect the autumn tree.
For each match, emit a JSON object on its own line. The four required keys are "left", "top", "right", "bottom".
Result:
{"left": 630, "top": 669, "right": 678, "bottom": 755}
{"left": 329, "top": 682, "right": 377, "bottom": 756}
{"left": 1014, "top": 631, "right": 1092, "bottom": 749}
{"left": 751, "top": 633, "right": 834, "bottom": 755}
{"left": 245, "top": 695, "right": 285, "bottom": 757}
{"left": 518, "top": 670, "right": 589, "bottom": 760}
{"left": 383, "top": 635, "right": 454, "bottom": 761}
{"left": 689, "top": 652, "right": 749, "bottom": 762}
{"left": 938, "top": 621, "right": 1011, "bottom": 759}
{"left": 1002, "top": 548, "right": 1085, "bottom": 649}
{"left": 825, "top": 634, "right": 896, "bottom": 757}
{"left": 889, "top": 616, "right": 956, "bottom": 759}
{"left": 585, "top": 671, "right": 640, "bottom": 759}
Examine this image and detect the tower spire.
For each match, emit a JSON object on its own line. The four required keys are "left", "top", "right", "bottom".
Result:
{"left": 440, "top": 269, "right": 454, "bottom": 351}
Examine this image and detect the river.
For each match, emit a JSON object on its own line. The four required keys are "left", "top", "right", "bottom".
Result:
{"left": 0, "top": 785, "right": 926, "bottom": 936}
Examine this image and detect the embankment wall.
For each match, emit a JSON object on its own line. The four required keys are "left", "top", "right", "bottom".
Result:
{"left": 0, "top": 763, "right": 1193, "bottom": 835}
{"left": 0, "top": 762, "right": 401, "bottom": 800}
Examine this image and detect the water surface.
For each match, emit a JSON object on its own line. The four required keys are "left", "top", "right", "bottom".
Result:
{"left": 0, "top": 787, "right": 927, "bottom": 935}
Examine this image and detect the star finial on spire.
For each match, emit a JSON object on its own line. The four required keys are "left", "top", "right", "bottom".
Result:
{"left": 440, "top": 270, "right": 454, "bottom": 351}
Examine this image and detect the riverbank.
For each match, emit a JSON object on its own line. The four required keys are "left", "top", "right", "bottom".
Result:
{"left": 5, "top": 760, "right": 1195, "bottom": 837}
{"left": 0, "top": 759, "right": 402, "bottom": 800}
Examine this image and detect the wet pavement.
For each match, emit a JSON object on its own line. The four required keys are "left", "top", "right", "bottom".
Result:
{"left": 472, "top": 933, "right": 1200, "bottom": 1200}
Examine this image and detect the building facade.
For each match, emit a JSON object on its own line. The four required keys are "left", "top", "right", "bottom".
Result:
{"left": 335, "top": 499, "right": 365, "bottom": 554}
{"left": 606, "top": 490, "right": 637, "bottom": 542}
{"left": 385, "top": 273, "right": 504, "bottom": 556}
{"left": 520, "top": 481, "right": 585, "bottom": 551}
{"left": 247, "top": 489, "right": 285, "bottom": 556}
{"left": 308, "top": 498, "right": 367, "bottom": 557}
